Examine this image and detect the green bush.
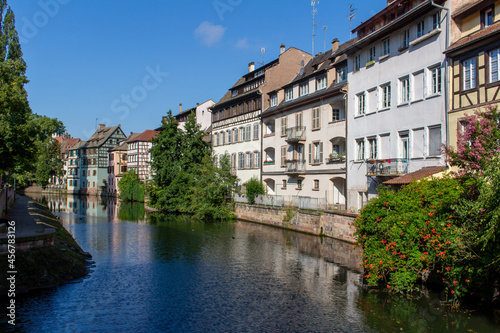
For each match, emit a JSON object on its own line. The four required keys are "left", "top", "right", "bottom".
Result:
{"left": 354, "top": 177, "right": 475, "bottom": 301}
{"left": 245, "top": 176, "right": 265, "bottom": 205}
{"left": 118, "top": 170, "right": 145, "bottom": 202}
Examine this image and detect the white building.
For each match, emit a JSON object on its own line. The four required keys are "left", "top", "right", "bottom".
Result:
{"left": 126, "top": 129, "right": 158, "bottom": 182}
{"left": 260, "top": 39, "right": 351, "bottom": 209}
{"left": 175, "top": 99, "right": 214, "bottom": 131}
{"left": 345, "top": 0, "right": 448, "bottom": 210}
{"left": 211, "top": 45, "right": 312, "bottom": 186}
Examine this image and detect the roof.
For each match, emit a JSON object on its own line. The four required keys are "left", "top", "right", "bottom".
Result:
{"left": 445, "top": 21, "right": 500, "bottom": 55}
{"left": 111, "top": 133, "right": 139, "bottom": 151}
{"left": 126, "top": 129, "right": 158, "bottom": 143}
{"left": 452, "top": 0, "right": 496, "bottom": 20}
{"left": 61, "top": 138, "right": 81, "bottom": 154}
{"left": 69, "top": 140, "right": 86, "bottom": 151}
{"left": 383, "top": 166, "right": 446, "bottom": 185}
{"left": 85, "top": 126, "right": 122, "bottom": 148}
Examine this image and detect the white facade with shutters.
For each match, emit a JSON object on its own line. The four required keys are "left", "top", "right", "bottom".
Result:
{"left": 346, "top": 0, "right": 448, "bottom": 211}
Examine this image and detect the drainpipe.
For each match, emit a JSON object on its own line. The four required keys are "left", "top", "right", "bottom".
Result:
{"left": 431, "top": 0, "right": 450, "bottom": 149}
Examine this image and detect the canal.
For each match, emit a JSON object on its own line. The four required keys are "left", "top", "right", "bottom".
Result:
{"left": 2, "top": 194, "right": 499, "bottom": 332}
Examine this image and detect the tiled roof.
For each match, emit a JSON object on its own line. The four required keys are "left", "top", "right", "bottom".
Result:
{"left": 85, "top": 126, "right": 121, "bottom": 148}
{"left": 383, "top": 166, "right": 446, "bottom": 185}
{"left": 127, "top": 129, "right": 158, "bottom": 142}
{"left": 61, "top": 138, "right": 81, "bottom": 154}
{"left": 445, "top": 21, "right": 500, "bottom": 54}
{"left": 112, "top": 133, "right": 139, "bottom": 151}
{"left": 69, "top": 140, "right": 86, "bottom": 151}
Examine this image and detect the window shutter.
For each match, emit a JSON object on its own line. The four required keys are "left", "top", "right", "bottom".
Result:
{"left": 319, "top": 142, "right": 323, "bottom": 162}
{"left": 308, "top": 144, "right": 312, "bottom": 164}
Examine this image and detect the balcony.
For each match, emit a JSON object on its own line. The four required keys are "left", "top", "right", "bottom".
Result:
{"left": 366, "top": 158, "right": 409, "bottom": 177}
{"left": 285, "top": 160, "right": 306, "bottom": 175}
{"left": 285, "top": 126, "right": 306, "bottom": 143}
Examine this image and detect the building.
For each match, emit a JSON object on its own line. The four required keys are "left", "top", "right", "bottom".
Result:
{"left": 211, "top": 45, "right": 312, "bottom": 185}
{"left": 107, "top": 133, "right": 139, "bottom": 197}
{"left": 126, "top": 129, "right": 158, "bottom": 182}
{"left": 67, "top": 140, "right": 86, "bottom": 194}
{"left": 80, "top": 124, "right": 127, "bottom": 195}
{"left": 345, "top": 0, "right": 449, "bottom": 211}
{"left": 60, "top": 137, "right": 81, "bottom": 188}
{"left": 445, "top": 0, "right": 500, "bottom": 148}
{"left": 260, "top": 39, "right": 351, "bottom": 209}
{"left": 175, "top": 99, "right": 214, "bottom": 131}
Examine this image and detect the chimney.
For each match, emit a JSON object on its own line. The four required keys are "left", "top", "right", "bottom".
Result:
{"left": 98, "top": 124, "right": 105, "bottom": 130}
{"left": 196, "top": 103, "right": 200, "bottom": 106}
{"left": 280, "top": 43, "right": 286, "bottom": 54}
{"left": 248, "top": 62, "right": 255, "bottom": 73}
{"left": 179, "top": 103, "right": 182, "bottom": 114}
{"left": 331, "top": 38, "right": 339, "bottom": 52}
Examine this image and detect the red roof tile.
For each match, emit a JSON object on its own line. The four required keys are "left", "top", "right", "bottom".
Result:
{"left": 126, "top": 129, "right": 158, "bottom": 142}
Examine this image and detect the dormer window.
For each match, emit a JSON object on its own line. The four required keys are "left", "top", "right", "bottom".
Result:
{"left": 337, "top": 66, "right": 347, "bottom": 82}
{"left": 232, "top": 90, "right": 238, "bottom": 97}
{"left": 299, "top": 83, "right": 309, "bottom": 97}
{"left": 317, "top": 75, "right": 327, "bottom": 90}
{"left": 482, "top": 7, "right": 494, "bottom": 28}
{"left": 285, "top": 88, "right": 293, "bottom": 101}
{"left": 270, "top": 94, "right": 277, "bottom": 107}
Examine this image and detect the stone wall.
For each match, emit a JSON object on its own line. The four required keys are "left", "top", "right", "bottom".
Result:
{"left": 235, "top": 203, "right": 357, "bottom": 244}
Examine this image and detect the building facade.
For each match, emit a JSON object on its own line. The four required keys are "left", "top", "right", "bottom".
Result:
{"left": 211, "top": 45, "right": 312, "bottom": 185}
{"left": 260, "top": 39, "right": 350, "bottom": 208}
{"left": 345, "top": 0, "right": 448, "bottom": 211}
{"left": 67, "top": 140, "right": 86, "bottom": 193}
{"left": 126, "top": 129, "right": 158, "bottom": 182}
{"left": 107, "top": 137, "right": 133, "bottom": 197}
{"left": 446, "top": 0, "right": 500, "bottom": 147}
{"left": 175, "top": 99, "right": 214, "bottom": 131}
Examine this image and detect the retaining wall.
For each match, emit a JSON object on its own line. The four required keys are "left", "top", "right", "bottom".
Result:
{"left": 235, "top": 203, "right": 358, "bottom": 244}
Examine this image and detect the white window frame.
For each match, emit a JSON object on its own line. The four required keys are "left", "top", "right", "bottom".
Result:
{"left": 253, "top": 123, "right": 259, "bottom": 140}
{"left": 432, "top": 11, "right": 441, "bottom": 30}
{"left": 270, "top": 94, "right": 277, "bottom": 107}
{"left": 399, "top": 76, "right": 410, "bottom": 104}
{"left": 369, "top": 46, "right": 376, "bottom": 62}
{"left": 368, "top": 137, "right": 378, "bottom": 160}
{"left": 382, "top": 38, "right": 390, "bottom": 56}
{"left": 317, "top": 76, "right": 327, "bottom": 90}
{"left": 357, "top": 93, "right": 366, "bottom": 115}
{"left": 416, "top": 20, "right": 425, "bottom": 38}
{"left": 356, "top": 139, "right": 365, "bottom": 161}
{"left": 428, "top": 125, "right": 442, "bottom": 157}
{"left": 285, "top": 88, "right": 293, "bottom": 101}
{"left": 401, "top": 29, "right": 410, "bottom": 49}
{"left": 354, "top": 54, "right": 361, "bottom": 71}
{"left": 281, "top": 116, "right": 287, "bottom": 137}
{"left": 332, "top": 109, "right": 341, "bottom": 121}
{"left": 490, "top": 48, "right": 499, "bottom": 83}
{"left": 381, "top": 84, "right": 391, "bottom": 109}
{"left": 429, "top": 65, "right": 442, "bottom": 95}
{"left": 299, "top": 82, "right": 309, "bottom": 97}
{"left": 312, "top": 107, "right": 321, "bottom": 130}
{"left": 337, "top": 66, "right": 347, "bottom": 82}
{"left": 245, "top": 125, "right": 251, "bottom": 142}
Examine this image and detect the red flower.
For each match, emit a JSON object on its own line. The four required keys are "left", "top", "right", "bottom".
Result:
{"left": 379, "top": 260, "right": 383, "bottom": 265}
{"left": 387, "top": 285, "right": 391, "bottom": 289}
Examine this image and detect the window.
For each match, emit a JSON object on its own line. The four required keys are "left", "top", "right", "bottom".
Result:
{"left": 254, "top": 151, "right": 260, "bottom": 168}
{"left": 354, "top": 54, "right": 361, "bottom": 71}
{"left": 368, "top": 137, "right": 378, "bottom": 159}
{"left": 299, "top": 83, "right": 309, "bottom": 96}
{"left": 432, "top": 12, "right": 441, "bottom": 30}
{"left": 310, "top": 141, "right": 323, "bottom": 164}
{"left": 401, "top": 29, "right": 410, "bottom": 49}
{"left": 317, "top": 76, "right": 327, "bottom": 90}
{"left": 296, "top": 179, "right": 302, "bottom": 189}
{"left": 240, "top": 127, "right": 245, "bottom": 141}
{"left": 232, "top": 90, "right": 238, "bottom": 97}
{"left": 483, "top": 7, "right": 493, "bottom": 28}
{"left": 246, "top": 152, "right": 253, "bottom": 169}
{"left": 417, "top": 20, "right": 425, "bottom": 38}
{"left": 281, "top": 116, "right": 287, "bottom": 137}
{"left": 430, "top": 66, "right": 442, "bottom": 94}
{"left": 245, "top": 126, "right": 251, "bottom": 142}
{"left": 356, "top": 139, "right": 365, "bottom": 161}
{"left": 312, "top": 107, "right": 321, "bottom": 130}
{"left": 253, "top": 123, "right": 259, "bottom": 140}
{"left": 382, "top": 38, "right": 390, "bottom": 56}
{"left": 399, "top": 76, "right": 410, "bottom": 104}
{"left": 400, "top": 132, "right": 409, "bottom": 159}
{"left": 234, "top": 128, "right": 239, "bottom": 143}
{"left": 281, "top": 146, "right": 287, "bottom": 166}
{"left": 358, "top": 191, "right": 367, "bottom": 210}
{"left": 238, "top": 153, "right": 244, "bottom": 169}
{"left": 282, "top": 179, "right": 287, "bottom": 189}
{"left": 332, "top": 109, "right": 341, "bottom": 121}
{"left": 381, "top": 84, "right": 391, "bottom": 108}
{"left": 428, "top": 126, "right": 442, "bottom": 156}
{"left": 296, "top": 112, "right": 303, "bottom": 128}
{"left": 265, "top": 120, "right": 275, "bottom": 135}
{"left": 221, "top": 131, "right": 225, "bottom": 145}
{"left": 270, "top": 94, "right": 277, "bottom": 107}
{"left": 369, "top": 46, "right": 376, "bottom": 62}
{"left": 357, "top": 93, "right": 366, "bottom": 115}
{"left": 490, "top": 48, "right": 499, "bottom": 82}
{"left": 313, "top": 179, "right": 319, "bottom": 190}
{"left": 285, "top": 88, "right": 293, "bottom": 101}
{"left": 216, "top": 132, "right": 220, "bottom": 146}
{"left": 337, "top": 66, "right": 347, "bottom": 82}
{"left": 463, "top": 58, "right": 477, "bottom": 90}
{"left": 227, "top": 130, "right": 232, "bottom": 144}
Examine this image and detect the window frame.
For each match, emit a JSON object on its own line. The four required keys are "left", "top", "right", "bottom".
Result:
{"left": 270, "top": 94, "right": 278, "bottom": 107}
{"left": 356, "top": 139, "right": 365, "bottom": 161}
{"left": 285, "top": 88, "right": 293, "bottom": 101}
{"left": 382, "top": 38, "right": 390, "bottom": 56}
{"left": 489, "top": 48, "right": 499, "bottom": 83}
{"left": 312, "top": 107, "right": 321, "bottom": 130}
{"left": 357, "top": 93, "right": 366, "bottom": 115}
{"left": 299, "top": 82, "right": 309, "bottom": 97}
{"left": 399, "top": 76, "right": 411, "bottom": 104}
{"left": 416, "top": 20, "right": 425, "bottom": 38}
{"left": 316, "top": 75, "right": 327, "bottom": 90}
{"left": 381, "top": 84, "right": 391, "bottom": 109}
{"left": 463, "top": 57, "right": 477, "bottom": 91}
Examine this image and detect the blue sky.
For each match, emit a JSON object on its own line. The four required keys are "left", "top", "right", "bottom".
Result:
{"left": 10, "top": 0, "right": 384, "bottom": 140}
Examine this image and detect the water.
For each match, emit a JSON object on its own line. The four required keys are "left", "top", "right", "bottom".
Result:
{"left": 2, "top": 194, "right": 499, "bottom": 332}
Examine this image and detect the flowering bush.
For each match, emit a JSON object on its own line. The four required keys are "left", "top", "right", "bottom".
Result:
{"left": 354, "top": 177, "right": 474, "bottom": 301}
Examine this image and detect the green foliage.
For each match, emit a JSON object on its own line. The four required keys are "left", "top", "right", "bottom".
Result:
{"left": 283, "top": 205, "right": 297, "bottom": 222}
{"left": 117, "top": 201, "right": 145, "bottom": 221}
{"left": 150, "top": 111, "right": 236, "bottom": 220}
{"left": 354, "top": 177, "right": 476, "bottom": 301}
{"left": 35, "top": 138, "right": 63, "bottom": 187}
{"left": 118, "top": 170, "right": 145, "bottom": 202}
{"left": 244, "top": 176, "right": 265, "bottom": 205}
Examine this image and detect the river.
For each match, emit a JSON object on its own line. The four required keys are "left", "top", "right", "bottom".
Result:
{"left": 1, "top": 194, "right": 499, "bottom": 332}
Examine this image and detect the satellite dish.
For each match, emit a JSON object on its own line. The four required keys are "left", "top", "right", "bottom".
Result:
{"left": 261, "top": 48, "right": 266, "bottom": 54}
{"left": 300, "top": 60, "right": 305, "bottom": 66}
{"left": 299, "top": 67, "right": 304, "bottom": 76}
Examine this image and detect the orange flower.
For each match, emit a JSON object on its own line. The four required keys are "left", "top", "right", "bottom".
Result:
{"left": 379, "top": 260, "right": 383, "bottom": 265}
{"left": 465, "top": 279, "right": 470, "bottom": 283}
{"left": 387, "top": 285, "right": 391, "bottom": 289}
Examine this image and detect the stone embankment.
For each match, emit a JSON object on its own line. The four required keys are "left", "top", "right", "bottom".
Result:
{"left": 0, "top": 195, "right": 91, "bottom": 294}
{"left": 235, "top": 203, "right": 357, "bottom": 244}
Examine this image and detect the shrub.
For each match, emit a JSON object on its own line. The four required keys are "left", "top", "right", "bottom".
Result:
{"left": 244, "top": 176, "right": 265, "bottom": 205}
{"left": 118, "top": 170, "right": 145, "bottom": 202}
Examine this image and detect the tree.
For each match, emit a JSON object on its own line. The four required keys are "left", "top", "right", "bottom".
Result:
{"left": 0, "top": 1, "right": 34, "bottom": 173}
{"left": 35, "top": 138, "right": 63, "bottom": 187}
{"left": 118, "top": 170, "right": 145, "bottom": 202}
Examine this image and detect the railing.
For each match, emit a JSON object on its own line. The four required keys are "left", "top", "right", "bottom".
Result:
{"left": 236, "top": 193, "right": 346, "bottom": 211}
{"left": 285, "top": 160, "right": 306, "bottom": 175}
{"left": 366, "top": 158, "right": 409, "bottom": 176}
{"left": 285, "top": 126, "right": 306, "bottom": 142}
{"left": 326, "top": 155, "right": 346, "bottom": 163}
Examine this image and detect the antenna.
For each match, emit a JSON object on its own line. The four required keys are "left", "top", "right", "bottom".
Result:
{"left": 95, "top": 118, "right": 98, "bottom": 130}
{"left": 258, "top": 47, "right": 266, "bottom": 67}
{"left": 347, "top": 5, "right": 357, "bottom": 39}
{"left": 312, "top": 0, "right": 319, "bottom": 55}
{"left": 323, "top": 26, "right": 327, "bottom": 53}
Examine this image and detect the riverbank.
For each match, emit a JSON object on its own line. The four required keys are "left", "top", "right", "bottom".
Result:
{"left": 0, "top": 196, "right": 91, "bottom": 294}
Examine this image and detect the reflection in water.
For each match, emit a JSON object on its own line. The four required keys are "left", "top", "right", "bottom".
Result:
{"left": 3, "top": 194, "right": 498, "bottom": 332}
